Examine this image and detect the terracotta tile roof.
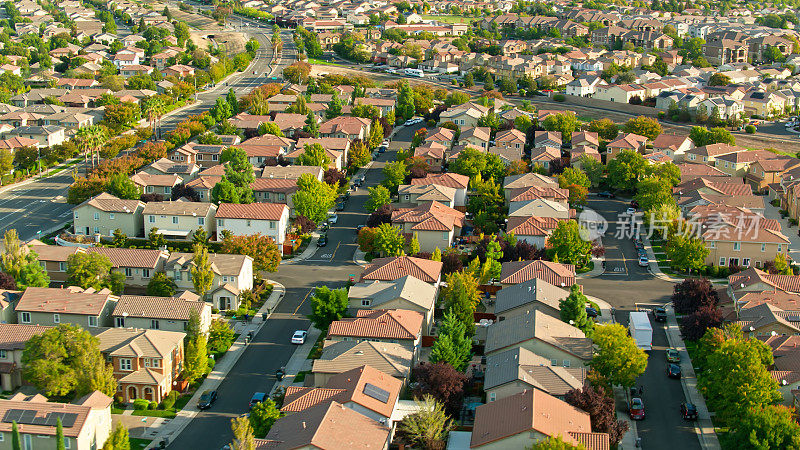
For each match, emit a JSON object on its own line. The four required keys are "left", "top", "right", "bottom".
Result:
{"left": 113, "top": 295, "right": 208, "bottom": 321}
{"left": 250, "top": 178, "right": 298, "bottom": 194}
{"left": 74, "top": 391, "right": 113, "bottom": 409}
{"left": 687, "top": 143, "right": 744, "bottom": 157}
{"left": 79, "top": 192, "right": 144, "bottom": 213}
{"left": 360, "top": 256, "right": 443, "bottom": 284}
{"left": 29, "top": 245, "right": 81, "bottom": 262}
{"left": 470, "top": 389, "right": 600, "bottom": 448}
{"left": 283, "top": 365, "right": 401, "bottom": 417}
{"left": 328, "top": 309, "right": 423, "bottom": 341}
{"left": 414, "top": 142, "right": 446, "bottom": 160}
{"left": 391, "top": 201, "right": 465, "bottom": 232}
{"left": 313, "top": 341, "right": 412, "bottom": 378}
{"left": 0, "top": 324, "right": 52, "bottom": 350}
{"left": 166, "top": 252, "right": 250, "bottom": 277}
{"left": 16, "top": 287, "right": 115, "bottom": 315}
{"left": 263, "top": 402, "right": 390, "bottom": 449}
{"left": 506, "top": 216, "right": 565, "bottom": 237}
{"left": 679, "top": 163, "right": 729, "bottom": 182}
{"left": 508, "top": 185, "right": 569, "bottom": 203}
{"left": 89, "top": 327, "right": 184, "bottom": 358}
{"left": 496, "top": 128, "right": 526, "bottom": 143}
{"left": 410, "top": 173, "right": 469, "bottom": 190}
{"left": 571, "top": 131, "right": 599, "bottom": 147}
{"left": 142, "top": 200, "right": 215, "bottom": 217}
{"left": 570, "top": 431, "right": 611, "bottom": 450}
{"left": 239, "top": 144, "right": 283, "bottom": 158}
{"left": 347, "top": 276, "right": 437, "bottom": 311}
{"left": 652, "top": 133, "right": 690, "bottom": 151}
{"left": 730, "top": 268, "right": 800, "bottom": 294}
{"left": 500, "top": 260, "right": 576, "bottom": 286}
{"left": 756, "top": 157, "right": 800, "bottom": 172}
{"left": 607, "top": 132, "right": 647, "bottom": 149}
{"left": 260, "top": 165, "right": 323, "bottom": 180}
{"left": 215, "top": 203, "right": 288, "bottom": 221}
{"left": 319, "top": 116, "right": 371, "bottom": 135}
{"left": 0, "top": 397, "right": 92, "bottom": 438}
{"left": 86, "top": 247, "right": 167, "bottom": 269}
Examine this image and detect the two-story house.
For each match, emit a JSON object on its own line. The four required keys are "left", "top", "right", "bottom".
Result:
{"left": 73, "top": 193, "right": 145, "bottom": 238}
{"left": 87, "top": 247, "right": 169, "bottom": 289}
{"left": 319, "top": 116, "right": 371, "bottom": 140}
{"left": 130, "top": 173, "right": 183, "bottom": 197}
{"left": 215, "top": 203, "right": 290, "bottom": 246}
{"left": 142, "top": 201, "right": 217, "bottom": 240}
{"left": 15, "top": 286, "right": 117, "bottom": 328}
{"left": 327, "top": 309, "right": 424, "bottom": 361}
{"left": 390, "top": 202, "right": 465, "bottom": 253}
{"left": 164, "top": 252, "right": 254, "bottom": 311}
{"left": 111, "top": 292, "right": 211, "bottom": 333}
{"left": 0, "top": 324, "right": 52, "bottom": 391}
{"left": 410, "top": 173, "right": 470, "bottom": 207}
{"left": 347, "top": 275, "right": 437, "bottom": 332}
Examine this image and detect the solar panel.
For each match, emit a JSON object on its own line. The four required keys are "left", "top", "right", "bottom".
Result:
{"left": 32, "top": 415, "right": 48, "bottom": 426}
{"left": 61, "top": 413, "right": 78, "bottom": 428}
{"left": 2, "top": 410, "right": 78, "bottom": 427}
{"left": 19, "top": 410, "right": 36, "bottom": 424}
{"left": 3, "top": 409, "right": 24, "bottom": 423}
{"left": 363, "top": 383, "right": 390, "bottom": 403}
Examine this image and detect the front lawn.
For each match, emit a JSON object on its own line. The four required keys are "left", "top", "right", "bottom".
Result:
{"left": 132, "top": 409, "right": 177, "bottom": 418}
{"left": 307, "top": 333, "right": 325, "bottom": 360}
{"left": 129, "top": 438, "right": 152, "bottom": 449}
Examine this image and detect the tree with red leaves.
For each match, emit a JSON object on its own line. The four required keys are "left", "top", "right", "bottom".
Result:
{"left": 564, "top": 382, "right": 629, "bottom": 446}
{"left": 441, "top": 249, "right": 464, "bottom": 275}
{"left": 0, "top": 272, "right": 17, "bottom": 290}
{"left": 171, "top": 183, "right": 200, "bottom": 202}
{"left": 366, "top": 204, "right": 393, "bottom": 228}
{"left": 323, "top": 169, "right": 345, "bottom": 187}
{"left": 671, "top": 278, "right": 719, "bottom": 315}
{"left": 412, "top": 362, "right": 467, "bottom": 417}
{"left": 295, "top": 215, "right": 316, "bottom": 234}
{"left": 680, "top": 305, "right": 723, "bottom": 341}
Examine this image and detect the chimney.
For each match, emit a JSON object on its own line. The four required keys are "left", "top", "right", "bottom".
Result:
{"left": 302, "top": 421, "right": 306, "bottom": 429}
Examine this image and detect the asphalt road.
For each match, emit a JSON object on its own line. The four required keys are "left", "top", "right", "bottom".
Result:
{"left": 167, "top": 123, "right": 421, "bottom": 449}
{"left": 581, "top": 197, "right": 700, "bottom": 450}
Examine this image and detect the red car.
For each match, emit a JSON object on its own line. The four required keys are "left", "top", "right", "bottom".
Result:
{"left": 629, "top": 397, "right": 645, "bottom": 420}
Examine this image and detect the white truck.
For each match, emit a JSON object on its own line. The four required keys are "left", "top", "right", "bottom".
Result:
{"left": 629, "top": 311, "right": 653, "bottom": 351}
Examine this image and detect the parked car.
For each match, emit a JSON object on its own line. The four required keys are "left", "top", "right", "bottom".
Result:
{"left": 317, "top": 235, "right": 328, "bottom": 247}
{"left": 597, "top": 191, "right": 615, "bottom": 198}
{"left": 328, "top": 213, "right": 339, "bottom": 224}
{"left": 585, "top": 307, "right": 599, "bottom": 318}
{"left": 681, "top": 403, "right": 698, "bottom": 420}
{"left": 198, "top": 390, "right": 217, "bottom": 410}
{"left": 249, "top": 392, "right": 267, "bottom": 409}
{"left": 667, "top": 348, "right": 681, "bottom": 363}
{"left": 668, "top": 363, "right": 682, "bottom": 379}
{"left": 291, "top": 330, "right": 308, "bottom": 344}
{"left": 381, "top": 139, "right": 390, "bottom": 147}
{"left": 638, "top": 256, "right": 649, "bottom": 267}
{"left": 356, "top": 224, "right": 366, "bottom": 233}
{"left": 320, "top": 222, "right": 329, "bottom": 232}
{"left": 629, "top": 397, "right": 645, "bottom": 420}
{"left": 626, "top": 207, "right": 637, "bottom": 215}
{"left": 654, "top": 307, "right": 667, "bottom": 322}
{"left": 403, "top": 119, "right": 414, "bottom": 126}
{"left": 336, "top": 202, "right": 346, "bottom": 211}
{"left": 378, "top": 146, "right": 386, "bottom": 153}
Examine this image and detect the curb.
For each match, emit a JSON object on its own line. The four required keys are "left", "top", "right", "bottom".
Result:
{"left": 280, "top": 232, "right": 320, "bottom": 265}
{"left": 144, "top": 280, "right": 287, "bottom": 449}
{"left": 0, "top": 157, "right": 83, "bottom": 196}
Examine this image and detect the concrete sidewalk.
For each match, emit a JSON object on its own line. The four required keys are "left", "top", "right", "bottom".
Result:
{"left": 269, "top": 326, "right": 323, "bottom": 396}
{"left": 280, "top": 232, "right": 320, "bottom": 265}
{"left": 613, "top": 386, "right": 640, "bottom": 450}
{"left": 642, "top": 235, "right": 727, "bottom": 285}
{"left": 662, "top": 305, "right": 721, "bottom": 450}
{"left": 143, "top": 281, "right": 286, "bottom": 449}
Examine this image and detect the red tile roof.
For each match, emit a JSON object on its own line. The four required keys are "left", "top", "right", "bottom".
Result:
{"left": 391, "top": 201, "right": 465, "bottom": 231}
{"left": 215, "top": 202, "right": 288, "bottom": 221}
{"left": 328, "top": 309, "right": 423, "bottom": 340}
{"left": 360, "top": 256, "right": 443, "bottom": 284}
{"left": 500, "top": 260, "right": 576, "bottom": 286}
{"left": 410, "top": 172, "right": 469, "bottom": 190}
{"left": 506, "top": 216, "right": 566, "bottom": 236}
{"left": 730, "top": 268, "right": 800, "bottom": 294}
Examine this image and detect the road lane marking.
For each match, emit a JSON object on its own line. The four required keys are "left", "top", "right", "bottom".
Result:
{"left": 293, "top": 288, "right": 314, "bottom": 316}
{"left": 329, "top": 241, "right": 341, "bottom": 262}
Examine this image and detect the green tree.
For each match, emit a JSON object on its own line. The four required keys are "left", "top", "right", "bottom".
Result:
{"left": 230, "top": 415, "right": 255, "bottom": 450}
{"left": 430, "top": 311, "right": 471, "bottom": 371}
{"left": 293, "top": 173, "right": 338, "bottom": 223}
{"left": 606, "top": 150, "right": 648, "bottom": 191}
{"left": 441, "top": 271, "right": 480, "bottom": 337}
{"left": 587, "top": 118, "right": 619, "bottom": 140}
{"left": 689, "top": 126, "right": 735, "bottom": 146}
{"left": 374, "top": 223, "right": 405, "bottom": 256}
{"left": 106, "top": 173, "right": 140, "bottom": 199}
{"left": 0, "top": 148, "right": 14, "bottom": 174}
{"left": 398, "top": 396, "right": 454, "bottom": 450}
{"left": 530, "top": 435, "right": 585, "bottom": 449}
{"left": 66, "top": 252, "right": 124, "bottom": 294}
{"left": 543, "top": 111, "right": 579, "bottom": 141}
{"left": 226, "top": 89, "right": 239, "bottom": 115}
{"left": 212, "top": 97, "right": 233, "bottom": 122}
{"left": 56, "top": 418, "right": 65, "bottom": 450}
{"left": 463, "top": 72, "right": 474, "bottom": 88}
{"left": 622, "top": 116, "right": 662, "bottom": 141}
{"left": 348, "top": 140, "right": 371, "bottom": 169}
{"left": 483, "top": 73, "right": 494, "bottom": 91}
{"left": 184, "top": 330, "right": 208, "bottom": 383}
{"left": 382, "top": 160, "right": 409, "bottom": 194}
{"left": 365, "top": 185, "right": 391, "bottom": 212}
{"left": 634, "top": 176, "right": 675, "bottom": 211}
{"left": 147, "top": 272, "right": 177, "bottom": 297}
{"left": 369, "top": 121, "right": 384, "bottom": 149}
{"left": 250, "top": 399, "right": 282, "bottom": 438}
{"left": 410, "top": 232, "right": 421, "bottom": 255}
{"left": 191, "top": 243, "right": 214, "bottom": 299}
{"left": 309, "top": 286, "right": 349, "bottom": 330}
{"left": 208, "top": 319, "right": 235, "bottom": 353}
{"left": 1, "top": 230, "right": 50, "bottom": 289}
{"left": 723, "top": 405, "right": 800, "bottom": 449}
{"left": 577, "top": 156, "right": 605, "bottom": 187}
{"left": 558, "top": 167, "right": 590, "bottom": 189}
{"left": 297, "top": 143, "right": 331, "bottom": 167}
{"left": 559, "top": 285, "right": 594, "bottom": 338}
{"left": 431, "top": 247, "right": 442, "bottom": 261}
{"left": 102, "top": 423, "right": 130, "bottom": 450}
{"left": 665, "top": 233, "right": 708, "bottom": 273}
{"left": 258, "top": 122, "right": 284, "bottom": 137}
{"left": 22, "top": 324, "right": 117, "bottom": 398}
{"left": 304, "top": 111, "right": 319, "bottom": 137}
{"left": 772, "top": 253, "right": 792, "bottom": 275}
{"left": 112, "top": 229, "right": 128, "bottom": 247}
{"left": 397, "top": 81, "right": 415, "bottom": 120}
{"left": 514, "top": 115, "right": 533, "bottom": 133}
{"left": 325, "top": 92, "right": 342, "bottom": 119}
{"left": 547, "top": 221, "right": 592, "bottom": 268}
{"left": 708, "top": 73, "right": 731, "bottom": 86}
{"left": 11, "top": 421, "right": 19, "bottom": 450}
{"left": 589, "top": 323, "right": 648, "bottom": 388}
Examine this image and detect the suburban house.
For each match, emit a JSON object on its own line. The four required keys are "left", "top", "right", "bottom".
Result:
{"left": 683, "top": 143, "right": 745, "bottom": 164}
{"left": 485, "top": 309, "right": 593, "bottom": 368}
{"left": 90, "top": 327, "right": 185, "bottom": 404}
{"left": 0, "top": 324, "right": 53, "bottom": 391}
{"left": 747, "top": 158, "right": 800, "bottom": 192}
{"left": 509, "top": 198, "right": 572, "bottom": 220}
{"left": 470, "top": 389, "right": 609, "bottom": 449}
{"left": 215, "top": 203, "right": 290, "bottom": 245}
{"left": 695, "top": 208, "right": 791, "bottom": 269}
{"left": 6, "top": 125, "right": 65, "bottom": 147}
{"left": 390, "top": 201, "right": 465, "bottom": 253}
{"left": 652, "top": 134, "right": 694, "bottom": 161}
{"left": 73, "top": 193, "right": 146, "bottom": 238}
{"left": 30, "top": 245, "right": 82, "bottom": 284}
{"left": 484, "top": 347, "right": 586, "bottom": 401}
{"left": 499, "top": 260, "right": 576, "bottom": 287}
{"left": 281, "top": 365, "right": 402, "bottom": 429}
{"left": 327, "top": 309, "right": 424, "bottom": 360}
{"left": 15, "top": 286, "right": 117, "bottom": 328}
{"left": 0, "top": 391, "right": 113, "bottom": 450}
{"left": 439, "top": 103, "right": 489, "bottom": 128}
{"left": 397, "top": 184, "right": 457, "bottom": 208}
{"left": 130, "top": 173, "right": 183, "bottom": 197}
{"left": 319, "top": 116, "right": 371, "bottom": 140}
{"left": 347, "top": 275, "right": 437, "bottom": 332}
{"left": 360, "top": 256, "right": 443, "bottom": 285}
{"left": 410, "top": 173, "right": 470, "bottom": 207}
{"left": 87, "top": 247, "right": 169, "bottom": 289}
{"left": 494, "top": 278, "right": 570, "bottom": 321}
{"left": 312, "top": 340, "right": 412, "bottom": 386}
{"left": 503, "top": 173, "right": 560, "bottom": 202}
{"left": 459, "top": 127, "right": 491, "bottom": 150}
{"left": 164, "top": 252, "right": 254, "bottom": 311}
{"left": 111, "top": 292, "right": 212, "bottom": 333}
{"left": 605, "top": 133, "right": 648, "bottom": 162}
{"left": 505, "top": 216, "right": 567, "bottom": 248}
{"left": 142, "top": 201, "right": 217, "bottom": 240}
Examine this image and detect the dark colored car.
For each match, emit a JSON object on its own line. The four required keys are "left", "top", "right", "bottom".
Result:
{"left": 681, "top": 403, "right": 698, "bottom": 420}
{"left": 317, "top": 236, "right": 328, "bottom": 247}
{"left": 585, "top": 307, "right": 599, "bottom": 318}
{"left": 249, "top": 392, "right": 267, "bottom": 409}
{"left": 336, "top": 202, "right": 346, "bottom": 211}
{"left": 629, "top": 397, "right": 645, "bottom": 420}
{"left": 654, "top": 307, "right": 667, "bottom": 322}
{"left": 630, "top": 200, "right": 640, "bottom": 208}
{"left": 356, "top": 224, "right": 366, "bottom": 234}
{"left": 320, "top": 222, "right": 329, "bottom": 232}
{"left": 378, "top": 146, "right": 386, "bottom": 153}
{"left": 198, "top": 390, "right": 217, "bottom": 410}
{"left": 597, "top": 191, "right": 616, "bottom": 198}
{"left": 668, "top": 363, "right": 682, "bottom": 379}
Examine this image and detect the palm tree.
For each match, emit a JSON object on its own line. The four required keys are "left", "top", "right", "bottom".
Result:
{"left": 143, "top": 98, "right": 167, "bottom": 140}
{"left": 76, "top": 125, "right": 108, "bottom": 170}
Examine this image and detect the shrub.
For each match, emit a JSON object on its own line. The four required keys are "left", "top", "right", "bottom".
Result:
{"left": 207, "top": 357, "right": 216, "bottom": 372}
{"left": 149, "top": 401, "right": 158, "bottom": 410}
{"left": 553, "top": 94, "right": 566, "bottom": 102}
{"left": 658, "top": 111, "right": 666, "bottom": 119}
{"left": 745, "top": 125, "right": 756, "bottom": 133}
{"left": 160, "top": 393, "right": 177, "bottom": 410}
{"left": 133, "top": 399, "right": 149, "bottom": 410}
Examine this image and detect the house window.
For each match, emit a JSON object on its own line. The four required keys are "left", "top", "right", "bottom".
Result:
{"left": 63, "top": 437, "right": 70, "bottom": 449}
{"left": 146, "top": 186, "right": 154, "bottom": 193}
{"left": 743, "top": 258, "right": 751, "bottom": 267}
{"left": 361, "top": 299, "right": 371, "bottom": 306}
{"left": 198, "top": 218, "right": 205, "bottom": 226}
{"left": 719, "top": 257, "right": 726, "bottom": 266}
{"left": 0, "top": 350, "right": 6, "bottom": 359}
{"left": 550, "top": 359, "right": 558, "bottom": 366}
{"left": 442, "top": 232, "right": 449, "bottom": 240}
{"left": 212, "top": 154, "right": 219, "bottom": 161}
{"left": 172, "top": 216, "right": 179, "bottom": 224}
{"left": 59, "top": 262, "right": 67, "bottom": 272}
{"left": 217, "top": 219, "right": 224, "bottom": 226}
{"left": 709, "top": 241, "right": 715, "bottom": 248}
{"left": 88, "top": 316, "right": 98, "bottom": 327}
{"left": 563, "top": 360, "right": 571, "bottom": 367}
{"left": 125, "top": 268, "right": 132, "bottom": 277}
{"left": 151, "top": 320, "right": 159, "bottom": 329}
{"left": 109, "top": 213, "right": 115, "bottom": 220}
{"left": 120, "top": 358, "right": 132, "bottom": 371}
{"left": 489, "top": 392, "right": 496, "bottom": 402}
{"left": 733, "top": 242, "right": 741, "bottom": 251}
{"left": 174, "top": 270, "right": 182, "bottom": 280}
{"left": 246, "top": 220, "right": 251, "bottom": 227}
{"left": 142, "top": 269, "right": 151, "bottom": 278}
{"left": 756, "top": 260, "right": 762, "bottom": 268}
{"left": 20, "top": 312, "right": 30, "bottom": 323}
{"left": 779, "top": 245, "right": 783, "bottom": 252}
{"left": 165, "top": 187, "right": 172, "bottom": 194}
{"left": 0, "top": 432, "right": 3, "bottom": 441}
{"left": 270, "top": 221, "right": 276, "bottom": 229}
{"left": 150, "top": 358, "right": 161, "bottom": 368}
{"left": 149, "top": 216, "right": 155, "bottom": 223}
{"left": 115, "top": 317, "right": 125, "bottom": 327}
{"left": 93, "top": 227, "right": 99, "bottom": 234}
{"left": 762, "top": 243, "right": 766, "bottom": 252}
{"left": 94, "top": 212, "right": 99, "bottom": 220}
{"left": 74, "top": 212, "right": 78, "bottom": 219}
{"left": 53, "top": 314, "right": 60, "bottom": 324}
